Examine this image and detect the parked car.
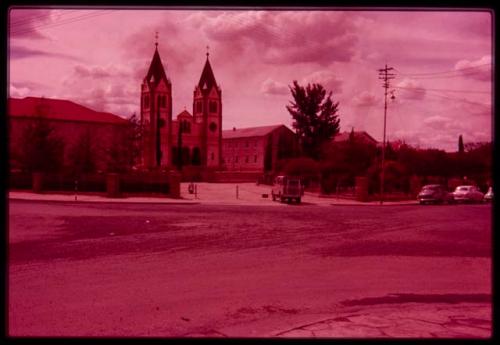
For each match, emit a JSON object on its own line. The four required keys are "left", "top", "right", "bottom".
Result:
{"left": 271, "top": 175, "right": 303, "bottom": 204}
{"left": 452, "top": 185, "right": 484, "bottom": 203}
{"left": 417, "top": 184, "right": 454, "bottom": 204}
{"left": 484, "top": 186, "right": 493, "bottom": 202}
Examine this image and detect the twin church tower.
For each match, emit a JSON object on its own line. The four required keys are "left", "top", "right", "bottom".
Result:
{"left": 140, "top": 39, "right": 222, "bottom": 170}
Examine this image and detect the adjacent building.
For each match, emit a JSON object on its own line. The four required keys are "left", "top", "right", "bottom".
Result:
{"left": 8, "top": 96, "right": 128, "bottom": 171}
{"left": 222, "top": 124, "right": 299, "bottom": 172}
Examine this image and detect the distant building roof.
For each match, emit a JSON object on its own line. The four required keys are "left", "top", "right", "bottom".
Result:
{"left": 222, "top": 124, "right": 290, "bottom": 139}
{"left": 8, "top": 97, "right": 128, "bottom": 125}
{"left": 333, "top": 130, "right": 378, "bottom": 144}
{"left": 176, "top": 110, "right": 192, "bottom": 119}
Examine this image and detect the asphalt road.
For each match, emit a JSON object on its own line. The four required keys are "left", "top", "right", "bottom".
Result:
{"left": 8, "top": 201, "right": 492, "bottom": 337}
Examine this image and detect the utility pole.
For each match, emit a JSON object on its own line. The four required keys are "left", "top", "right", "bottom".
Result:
{"left": 378, "top": 64, "right": 396, "bottom": 205}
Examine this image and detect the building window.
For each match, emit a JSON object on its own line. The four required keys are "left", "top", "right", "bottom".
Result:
{"left": 235, "top": 156, "right": 238, "bottom": 163}
{"left": 196, "top": 101, "right": 202, "bottom": 113}
{"left": 245, "top": 156, "right": 249, "bottom": 163}
{"left": 211, "top": 152, "right": 215, "bottom": 161}
{"left": 245, "top": 141, "right": 249, "bottom": 147}
{"left": 209, "top": 101, "right": 217, "bottom": 113}
{"left": 181, "top": 120, "right": 191, "bottom": 133}
{"left": 209, "top": 122, "right": 217, "bottom": 132}
{"left": 254, "top": 155, "right": 257, "bottom": 163}
{"left": 161, "top": 95, "right": 166, "bottom": 108}
{"left": 143, "top": 95, "right": 149, "bottom": 108}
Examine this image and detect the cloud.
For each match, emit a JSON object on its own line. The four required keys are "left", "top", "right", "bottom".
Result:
{"left": 302, "top": 70, "right": 343, "bottom": 94}
{"left": 352, "top": 91, "right": 378, "bottom": 107}
{"left": 260, "top": 78, "right": 289, "bottom": 96}
{"left": 454, "top": 55, "right": 491, "bottom": 81}
{"left": 9, "top": 45, "right": 82, "bottom": 61}
{"left": 9, "top": 9, "right": 53, "bottom": 40}
{"left": 9, "top": 84, "right": 31, "bottom": 98}
{"left": 423, "top": 115, "right": 450, "bottom": 130}
{"left": 72, "top": 64, "right": 128, "bottom": 79}
{"left": 194, "top": 11, "right": 359, "bottom": 66}
{"left": 396, "top": 79, "right": 426, "bottom": 100}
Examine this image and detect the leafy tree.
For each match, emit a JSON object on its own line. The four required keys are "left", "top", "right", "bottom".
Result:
{"left": 68, "top": 130, "right": 96, "bottom": 176}
{"left": 105, "top": 114, "right": 142, "bottom": 173}
{"left": 126, "top": 113, "right": 142, "bottom": 168}
{"left": 18, "top": 116, "right": 65, "bottom": 173}
{"left": 286, "top": 80, "right": 340, "bottom": 159}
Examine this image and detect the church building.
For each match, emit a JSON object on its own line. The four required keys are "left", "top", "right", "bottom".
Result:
{"left": 140, "top": 40, "right": 222, "bottom": 170}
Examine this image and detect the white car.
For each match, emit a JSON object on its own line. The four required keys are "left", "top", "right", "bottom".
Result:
{"left": 452, "top": 185, "right": 484, "bottom": 203}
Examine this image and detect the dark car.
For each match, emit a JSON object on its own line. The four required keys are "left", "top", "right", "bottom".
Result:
{"left": 417, "top": 184, "right": 454, "bottom": 205}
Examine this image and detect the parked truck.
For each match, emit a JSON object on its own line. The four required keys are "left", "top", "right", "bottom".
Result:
{"left": 271, "top": 175, "right": 303, "bottom": 204}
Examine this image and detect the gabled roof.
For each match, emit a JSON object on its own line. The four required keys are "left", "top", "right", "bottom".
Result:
{"left": 223, "top": 124, "right": 290, "bottom": 139}
{"left": 333, "top": 131, "right": 378, "bottom": 144}
{"left": 145, "top": 47, "right": 168, "bottom": 87}
{"left": 197, "top": 57, "right": 219, "bottom": 95}
{"left": 8, "top": 97, "right": 128, "bottom": 125}
{"left": 176, "top": 110, "right": 193, "bottom": 119}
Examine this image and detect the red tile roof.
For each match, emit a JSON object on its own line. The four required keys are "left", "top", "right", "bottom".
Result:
{"left": 222, "top": 124, "right": 290, "bottom": 139}
{"left": 8, "top": 97, "right": 128, "bottom": 125}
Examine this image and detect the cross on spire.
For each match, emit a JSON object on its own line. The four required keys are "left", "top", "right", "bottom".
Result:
{"left": 155, "top": 31, "right": 159, "bottom": 48}
{"left": 206, "top": 45, "right": 209, "bottom": 58}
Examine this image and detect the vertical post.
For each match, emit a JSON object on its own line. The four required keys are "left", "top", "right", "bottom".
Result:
{"left": 74, "top": 179, "right": 78, "bottom": 201}
{"left": 378, "top": 64, "right": 396, "bottom": 205}
{"left": 194, "top": 184, "right": 198, "bottom": 199}
{"left": 236, "top": 185, "right": 239, "bottom": 199}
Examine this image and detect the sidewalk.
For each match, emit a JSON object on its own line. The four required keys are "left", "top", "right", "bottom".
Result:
{"left": 8, "top": 183, "right": 418, "bottom": 206}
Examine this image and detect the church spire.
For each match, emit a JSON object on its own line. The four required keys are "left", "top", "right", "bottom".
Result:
{"left": 145, "top": 32, "right": 168, "bottom": 87}
{"left": 198, "top": 49, "right": 218, "bottom": 95}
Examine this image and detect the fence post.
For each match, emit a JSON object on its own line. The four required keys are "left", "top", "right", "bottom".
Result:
{"left": 236, "top": 185, "right": 239, "bottom": 199}
{"left": 194, "top": 184, "right": 198, "bottom": 199}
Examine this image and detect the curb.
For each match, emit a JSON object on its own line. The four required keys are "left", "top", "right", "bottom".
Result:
{"left": 8, "top": 197, "right": 201, "bottom": 206}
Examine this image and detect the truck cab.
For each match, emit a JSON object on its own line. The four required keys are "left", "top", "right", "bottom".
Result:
{"left": 271, "top": 175, "right": 303, "bottom": 204}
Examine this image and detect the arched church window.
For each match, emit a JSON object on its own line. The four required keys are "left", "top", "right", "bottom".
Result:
{"left": 209, "top": 122, "right": 217, "bottom": 132}
{"left": 158, "top": 118, "right": 165, "bottom": 128}
{"left": 209, "top": 101, "right": 217, "bottom": 113}
{"left": 192, "top": 147, "right": 201, "bottom": 166}
{"left": 196, "top": 101, "right": 202, "bottom": 113}
{"left": 143, "top": 95, "right": 149, "bottom": 108}
{"left": 162, "top": 95, "right": 166, "bottom": 108}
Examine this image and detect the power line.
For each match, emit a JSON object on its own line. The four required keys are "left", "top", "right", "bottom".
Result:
{"left": 9, "top": 10, "right": 80, "bottom": 27}
{"left": 10, "top": 10, "right": 116, "bottom": 36}
{"left": 393, "top": 86, "right": 490, "bottom": 94}
{"left": 394, "top": 86, "right": 491, "bottom": 108}
{"left": 394, "top": 62, "right": 490, "bottom": 77}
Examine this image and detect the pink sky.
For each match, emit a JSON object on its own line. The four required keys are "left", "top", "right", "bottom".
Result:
{"left": 8, "top": 8, "right": 492, "bottom": 151}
